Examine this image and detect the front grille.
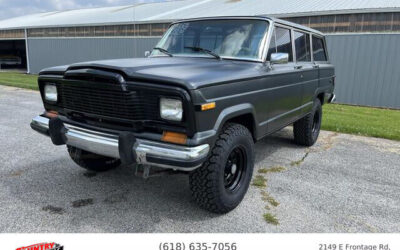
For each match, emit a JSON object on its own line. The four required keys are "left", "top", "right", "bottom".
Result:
{"left": 57, "top": 81, "right": 160, "bottom": 121}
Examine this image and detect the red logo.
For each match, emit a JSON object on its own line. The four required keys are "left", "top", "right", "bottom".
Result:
{"left": 16, "top": 242, "right": 63, "bottom": 250}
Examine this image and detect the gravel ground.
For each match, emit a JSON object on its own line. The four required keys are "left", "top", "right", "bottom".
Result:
{"left": 0, "top": 85, "right": 399, "bottom": 233}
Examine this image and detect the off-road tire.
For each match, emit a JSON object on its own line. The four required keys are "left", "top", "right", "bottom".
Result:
{"left": 293, "top": 98, "right": 322, "bottom": 146}
{"left": 67, "top": 146, "right": 121, "bottom": 172}
{"left": 189, "top": 123, "right": 254, "bottom": 214}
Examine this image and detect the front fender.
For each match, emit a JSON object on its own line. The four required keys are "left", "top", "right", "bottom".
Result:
{"left": 188, "top": 103, "right": 257, "bottom": 147}
{"left": 213, "top": 103, "right": 257, "bottom": 134}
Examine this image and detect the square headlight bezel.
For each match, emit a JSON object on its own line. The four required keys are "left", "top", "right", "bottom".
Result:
{"left": 159, "top": 97, "right": 183, "bottom": 122}
{"left": 44, "top": 83, "right": 58, "bottom": 103}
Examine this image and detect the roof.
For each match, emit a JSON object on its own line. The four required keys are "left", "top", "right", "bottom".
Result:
{"left": 1, "top": 0, "right": 400, "bottom": 30}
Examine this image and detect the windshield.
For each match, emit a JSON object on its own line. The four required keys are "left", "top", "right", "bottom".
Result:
{"left": 152, "top": 19, "right": 269, "bottom": 61}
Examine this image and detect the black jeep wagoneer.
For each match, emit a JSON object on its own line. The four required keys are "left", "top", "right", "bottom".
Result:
{"left": 31, "top": 16, "right": 335, "bottom": 213}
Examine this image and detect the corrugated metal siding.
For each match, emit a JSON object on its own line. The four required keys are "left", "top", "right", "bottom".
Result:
{"left": 326, "top": 34, "right": 400, "bottom": 109}
{"left": 27, "top": 37, "right": 160, "bottom": 74}
{"left": 27, "top": 34, "right": 400, "bottom": 108}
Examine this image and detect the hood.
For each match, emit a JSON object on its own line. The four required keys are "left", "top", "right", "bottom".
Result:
{"left": 39, "top": 57, "right": 265, "bottom": 90}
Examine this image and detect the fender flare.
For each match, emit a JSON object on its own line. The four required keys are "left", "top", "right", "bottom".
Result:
{"left": 213, "top": 103, "right": 258, "bottom": 137}
{"left": 313, "top": 86, "right": 331, "bottom": 104}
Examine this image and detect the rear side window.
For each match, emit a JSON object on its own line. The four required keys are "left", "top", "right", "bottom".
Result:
{"left": 294, "top": 31, "right": 311, "bottom": 62}
{"left": 312, "top": 36, "right": 327, "bottom": 61}
{"left": 267, "top": 26, "right": 293, "bottom": 62}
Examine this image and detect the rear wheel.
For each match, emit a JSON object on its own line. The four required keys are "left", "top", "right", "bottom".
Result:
{"left": 189, "top": 123, "right": 254, "bottom": 214}
{"left": 293, "top": 98, "right": 322, "bottom": 146}
{"left": 67, "top": 146, "right": 121, "bottom": 172}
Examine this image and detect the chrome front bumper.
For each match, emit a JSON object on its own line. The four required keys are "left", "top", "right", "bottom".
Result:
{"left": 31, "top": 116, "right": 210, "bottom": 171}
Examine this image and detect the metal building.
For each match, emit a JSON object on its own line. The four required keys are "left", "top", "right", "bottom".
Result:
{"left": 0, "top": 0, "right": 399, "bottom": 108}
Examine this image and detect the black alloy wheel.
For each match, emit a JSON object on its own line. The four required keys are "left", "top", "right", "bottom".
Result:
{"left": 224, "top": 146, "right": 246, "bottom": 192}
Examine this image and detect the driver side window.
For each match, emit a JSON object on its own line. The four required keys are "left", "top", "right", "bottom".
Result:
{"left": 267, "top": 26, "right": 293, "bottom": 62}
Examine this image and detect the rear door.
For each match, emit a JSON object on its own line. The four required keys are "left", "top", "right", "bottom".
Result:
{"left": 293, "top": 30, "right": 319, "bottom": 114}
{"left": 311, "top": 35, "right": 333, "bottom": 93}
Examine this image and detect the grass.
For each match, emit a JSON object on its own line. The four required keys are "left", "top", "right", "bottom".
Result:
{"left": 261, "top": 190, "right": 280, "bottom": 207}
{"left": 322, "top": 104, "right": 400, "bottom": 141}
{"left": 252, "top": 175, "right": 267, "bottom": 188}
{"left": 290, "top": 152, "right": 309, "bottom": 166}
{"left": 0, "top": 72, "right": 38, "bottom": 90}
{"left": 263, "top": 213, "right": 279, "bottom": 225}
{"left": 258, "top": 166, "right": 286, "bottom": 174}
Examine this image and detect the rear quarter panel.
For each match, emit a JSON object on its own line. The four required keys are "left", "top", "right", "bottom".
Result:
{"left": 318, "top": 63, "right": 335, "bottom": 94}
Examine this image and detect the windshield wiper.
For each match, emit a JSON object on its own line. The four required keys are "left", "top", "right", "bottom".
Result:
{"left": 153, "top": 47, "right": 173, "bottom": 57}
{"left": 184, "top": 46, "right": 221, "bottom": 59}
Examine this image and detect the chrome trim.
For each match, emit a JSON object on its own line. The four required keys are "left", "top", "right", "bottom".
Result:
{"left": 156, "top": 18, "right": 271, "bottom": 63}
{"left": 31, "top": 116, "right": 210, "bottom": 171}
{"left": 329, "top": 94, "right": 336, "bottom": 103}
{"left": 171, "top": 16, "right": 273, "bottom": 26}
{"left": 270, "top": 53, "right": 289, "bottom": 64}
{"left": 262, "top": 19, "right": 274, "bottom": 62}
{"left": 31, "top": 116, "right": 49, "bottom": 130}
{"left": 259, "top": 19, "right": 272, "bottom": 62}
{"left": 134, "top": 140, "right": 210, "bottom": 170}
{"left": 64, "top": 124, "right": 120, "bottom": 159}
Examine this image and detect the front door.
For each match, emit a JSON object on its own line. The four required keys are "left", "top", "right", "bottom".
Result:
{"left": 261, "top": 25, "right": 304, "bottom": 134}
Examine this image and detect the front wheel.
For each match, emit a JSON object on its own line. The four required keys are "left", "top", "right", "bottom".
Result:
{"left": 189, "top": 123, "right": 255, "bottom": 214}
{"left": 293, "top": 98, "right": 322, "bottom": 146}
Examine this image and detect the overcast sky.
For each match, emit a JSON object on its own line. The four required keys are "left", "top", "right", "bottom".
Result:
{"left": 0, "top": 0, "right": 165, "bottom": 21}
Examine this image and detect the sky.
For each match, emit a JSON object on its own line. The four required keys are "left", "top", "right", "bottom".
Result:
{"left": 0, "top": 0, "right": 165, "bottom": 21}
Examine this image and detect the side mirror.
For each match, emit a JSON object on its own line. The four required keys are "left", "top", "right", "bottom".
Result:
{"left": 270, "top": 53, "right": 289, "bottom": 64}
{"left": 144, "top": 51, "right": 151, "bottom": 57}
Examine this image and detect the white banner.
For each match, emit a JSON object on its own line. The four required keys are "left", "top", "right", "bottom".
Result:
{"left": 1, "top": 234, "right": 399, "bottom": 250}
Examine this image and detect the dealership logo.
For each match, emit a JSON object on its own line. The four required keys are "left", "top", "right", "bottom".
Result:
{"left": 16, "top": 242, "right": 63, "bottom": 250}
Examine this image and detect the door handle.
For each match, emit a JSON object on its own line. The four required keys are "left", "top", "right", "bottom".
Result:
{"left": 313, "top": 65, "right": 319, "bottom": 69}
{"left": 294, "top": 65, "right": 303, "bottom": 70}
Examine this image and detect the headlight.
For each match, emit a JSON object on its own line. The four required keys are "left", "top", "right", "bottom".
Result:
{"left": 160, "top": 98, "right": 183, "bottom": 121}
{"left": 44, "top": 84, "right": 57, "bottom": 102}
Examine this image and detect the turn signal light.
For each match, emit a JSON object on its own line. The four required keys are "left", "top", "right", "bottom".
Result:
{"left": 201, "top": 102, "right": 216, "bottom": 111}
{"left": 162, "top": 131, "right": 187, "bottom": 144}
{"left": 45, "top": 110, "right": 58, "bottom": 118}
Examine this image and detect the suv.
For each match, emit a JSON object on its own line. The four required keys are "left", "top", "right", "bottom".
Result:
{"left": 31, "top": 17, "right": 335, "bottom": 213}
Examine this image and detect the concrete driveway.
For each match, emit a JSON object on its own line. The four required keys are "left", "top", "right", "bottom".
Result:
{"left": 0, "top": 85, "right": 399, "bottom": 233}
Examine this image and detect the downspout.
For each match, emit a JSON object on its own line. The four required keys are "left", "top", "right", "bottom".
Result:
{"left": 24, "top": 28, "right": 30, "bottom": 74}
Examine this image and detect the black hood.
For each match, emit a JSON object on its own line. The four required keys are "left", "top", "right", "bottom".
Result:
{"left": 40, "top": 57, "right": 265, "bottom": 90}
